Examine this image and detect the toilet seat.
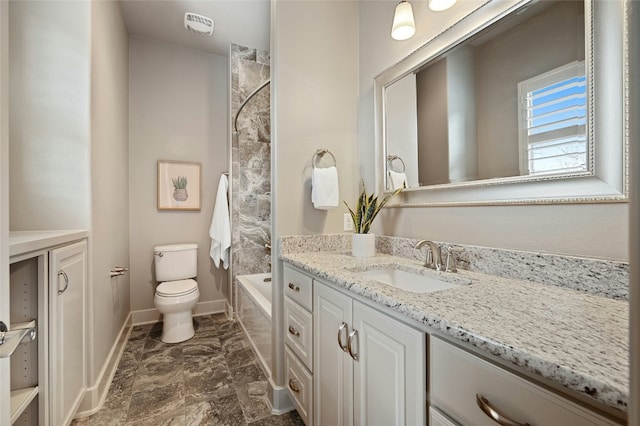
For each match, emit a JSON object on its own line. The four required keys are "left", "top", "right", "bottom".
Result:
{"left": 156, "top": 279, "right": 198, "bottom": 297}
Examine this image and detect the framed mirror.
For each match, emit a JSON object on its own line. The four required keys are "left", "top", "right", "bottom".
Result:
{"left": 374, "top": 0, "right": 629, "bottom": 206}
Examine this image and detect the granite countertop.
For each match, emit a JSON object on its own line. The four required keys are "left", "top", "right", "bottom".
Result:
{"left": 280, "top": 250, "right": 629, "bottom": 414}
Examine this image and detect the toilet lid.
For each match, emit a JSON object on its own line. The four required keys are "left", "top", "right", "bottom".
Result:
{"left": 156, "top": 279, "right": 198, "bottom": 297}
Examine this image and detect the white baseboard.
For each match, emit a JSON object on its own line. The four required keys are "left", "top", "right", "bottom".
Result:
{"left": 75, "top": 313, "right": 132, "bottom": 418}
{"left": 225, "top": 299, "right": 234, "bottom": 320}
{"left": 269, "top": 379, "right": 295, "bottom": 414}
{"left": 131, "top": 299, "right": 226, "bottom": 325}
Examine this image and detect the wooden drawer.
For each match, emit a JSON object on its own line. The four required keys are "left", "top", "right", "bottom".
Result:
{"left": 285, "top": 296, "right": 313, "bottom": 370}
{"left": 285, "top": 346, "right": 313, "bottom": 425}
{"left": 283, "top": 263, "right": 313, "bottom": 311}
{"left": 430, "top": 337, "right": 619, "bottom": 426}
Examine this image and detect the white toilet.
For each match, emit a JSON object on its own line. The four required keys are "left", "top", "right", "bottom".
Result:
{"left": 153, "top": 243, "right": 200, "bottom": 343}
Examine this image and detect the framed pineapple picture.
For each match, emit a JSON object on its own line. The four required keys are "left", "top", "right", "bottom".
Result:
{"left": 157, "top": 160, "right": 201, "bottom": 211}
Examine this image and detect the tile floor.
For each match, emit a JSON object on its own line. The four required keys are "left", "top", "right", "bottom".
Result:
{"left": 72, "top": 313, "right": 303, "bottom": 426}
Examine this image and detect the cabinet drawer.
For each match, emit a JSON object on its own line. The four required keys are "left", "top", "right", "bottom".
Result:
{"left": 285, "top": 297, "right": 313, "bottom": 369}
{"left": 429, "top": 407, "right": 459, "bottom": 426}
{"left": 285, "top": 346, "right": 313, "bottom": 426}
{"left": 430, "top": 337, "right": 619, "bottom": 426}
{"left": 283, "top": 264, "right": 313, "bottom": 311}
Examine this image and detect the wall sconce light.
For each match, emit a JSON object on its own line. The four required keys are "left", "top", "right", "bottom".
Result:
{"left": 391, "top": 1, "right": 416, "bottom": 41}
{"left": 428, "top": 0, "right": 457, "bottom": 12}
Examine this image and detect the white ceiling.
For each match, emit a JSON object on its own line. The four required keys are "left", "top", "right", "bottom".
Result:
{"left": 119, "top": 0, "right": 270, "bottom": 57}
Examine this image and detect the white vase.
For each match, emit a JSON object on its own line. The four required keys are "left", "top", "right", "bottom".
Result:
{"left": 352, "top": 233, "right": 376, "bottom": 258}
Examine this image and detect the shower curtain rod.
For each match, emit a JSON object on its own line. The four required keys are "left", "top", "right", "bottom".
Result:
{"left": 233, "top": 79, "right": 271, "bottom": 134}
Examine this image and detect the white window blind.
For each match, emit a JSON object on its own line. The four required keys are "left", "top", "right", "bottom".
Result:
{"left": 517, "top": 61, "right": 587, "bottom": 176}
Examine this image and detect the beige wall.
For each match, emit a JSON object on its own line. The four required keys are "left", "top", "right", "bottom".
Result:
{"left": 416, "top": 58, "right": 448, "bottom": 185}
{"left": 271, "top": 0, "right": 359, "bottom": 393}
{"left": 9, "top": 1, "right": 91, "bottom": 230}
{"left": 359, "top": 0, "right": 627, "bottom": 261}
{"left": 128, "top": 38, "right": 228, "bottom": 312}
{"left": 89, "top": 0, "right": 130, "bottom": 388}
{"left": 273, "top": 0, "right": 359, "bottom": 239}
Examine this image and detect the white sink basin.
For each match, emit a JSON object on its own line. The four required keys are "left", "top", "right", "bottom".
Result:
{"left": 361, "top": 268, "right": 462, "bottom": 294}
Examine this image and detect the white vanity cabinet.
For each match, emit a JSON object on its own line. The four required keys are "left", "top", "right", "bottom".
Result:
{"left": 49, "top": 240, "right": 87, "bottom": 426}
{"left": 283, "top": 264, "right": 314, "bottom": 425}
{"left": 313, "top": 280, "right": 426, "bottom": 426}
{"left": 429, "top": 336, "right": 620, "bottom": 426}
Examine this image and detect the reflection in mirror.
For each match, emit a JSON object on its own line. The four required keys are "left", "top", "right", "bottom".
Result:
{"left": 384, "top": 0, "right": 586, "bottom": 190}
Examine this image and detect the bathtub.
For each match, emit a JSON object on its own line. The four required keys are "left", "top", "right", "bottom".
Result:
{"left": 236, "top": 273, "right": 272, "bottom": 377}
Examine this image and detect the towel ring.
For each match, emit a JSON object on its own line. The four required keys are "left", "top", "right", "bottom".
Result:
{"left": 312, "top": 149, "right": 337, "bottom": 168}
{"left": 387, "top": 155, "right": 406, "bottom": 173}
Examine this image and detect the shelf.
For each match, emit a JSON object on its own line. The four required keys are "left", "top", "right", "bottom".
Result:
{"left": 10, "top": 386, "right": 39, "bottom": 424}
{"left": 12, "top": 320, "right": 36, "bottom": 332}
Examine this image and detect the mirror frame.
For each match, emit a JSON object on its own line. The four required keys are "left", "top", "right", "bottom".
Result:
{"left": 374, "top": 0, "right": 629, "bottom": 206}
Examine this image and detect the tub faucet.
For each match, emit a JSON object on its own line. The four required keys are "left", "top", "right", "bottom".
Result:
{"left": 414, "top": 240, "right": 442, "bottom": 271}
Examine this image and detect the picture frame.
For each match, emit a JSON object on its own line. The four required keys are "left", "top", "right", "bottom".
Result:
{"left": 157, "top": 160, "right": 201, "bottom": 211}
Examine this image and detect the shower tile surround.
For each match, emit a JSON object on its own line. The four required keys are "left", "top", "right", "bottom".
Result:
{"left": 231, "top": 43, "right": 272, "bottom": 278}
{"left": 279, "top": 234, "right": 629, "bottom": 413}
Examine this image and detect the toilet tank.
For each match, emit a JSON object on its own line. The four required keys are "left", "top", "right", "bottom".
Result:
{"left": 154, "top": 243, "right": 198, "bottom": 282}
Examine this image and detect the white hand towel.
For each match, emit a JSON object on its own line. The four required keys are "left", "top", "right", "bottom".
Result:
{"left": 209, "top": 174, "right": 231, "bottom": 269}
{"left": 311, "top": 166, "right": 339, "bottom": 210}
{"left": 388, "top": 170, "right": 407, "bottom": 190}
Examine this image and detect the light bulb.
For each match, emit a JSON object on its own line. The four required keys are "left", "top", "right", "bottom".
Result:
{"left": 428, "top": 0, "right": 457, "bottom": 12}
{"left": 391, "top": 1, "right": 416, "bottom": 41}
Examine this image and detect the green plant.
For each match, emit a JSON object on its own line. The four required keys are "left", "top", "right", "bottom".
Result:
{"left": 172, "top": 176, "right": 188, "bottom": 189}
{"left": 344, "top": 180, "right": 402, "bottom": 234}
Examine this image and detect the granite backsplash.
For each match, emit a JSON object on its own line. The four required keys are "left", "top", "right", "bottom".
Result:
{"left": 279, "top": 233, "right": 629, "bottom": 300}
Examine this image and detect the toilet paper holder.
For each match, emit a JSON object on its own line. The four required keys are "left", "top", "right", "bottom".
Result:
{"left": 110, "top": 266, "right": 129, "bottom": 278}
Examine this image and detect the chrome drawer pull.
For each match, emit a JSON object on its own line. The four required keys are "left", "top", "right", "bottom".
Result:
{"left": 476, "top": 394, "right": 530, "bottom": 426}
{"left": 288, "top": 379, "right": 300, "bottom": 393}
{"left": 337, "top": 322, "right": 348, "bottom": 352}
{"left": 288, "top": 282, "right": 300, "bottom": 292}
{"left": 288, "top": 325, "right": 300, "bottom": 337}
{"left": 347, "top": 329, "right": 359, "bottom": 361}
{"left": 58, "top": 270, "right": 69, "bottom": 295}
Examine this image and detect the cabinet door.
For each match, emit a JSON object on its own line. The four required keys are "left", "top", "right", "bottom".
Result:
{"left": 50, "top": 241, "right": 86, "bottom": 426}
{"left": 352, "top": 301, "right": 426, "bottom": 426}
{"left": 313, "top": 282, "right": 353, "bottom": 426}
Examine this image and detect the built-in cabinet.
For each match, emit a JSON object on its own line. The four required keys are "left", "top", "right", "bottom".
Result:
{"left": 3, "top": 232, "right": 87, "bottom": 426}
{"left": 49, "top": 241, "right": 86, "bottom": 426}
{"left": 283, "top": 263, "right": 426, "bottom": 426}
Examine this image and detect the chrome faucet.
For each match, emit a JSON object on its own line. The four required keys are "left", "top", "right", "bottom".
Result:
{"left": 414, "top": 240, "right": 442, "bottom": 271}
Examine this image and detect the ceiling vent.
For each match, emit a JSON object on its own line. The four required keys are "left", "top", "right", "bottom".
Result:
{"left": 184, "top": 12, "right": 214, "bottom": 37}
